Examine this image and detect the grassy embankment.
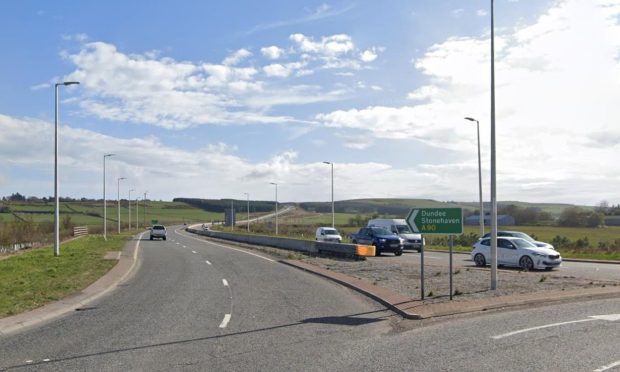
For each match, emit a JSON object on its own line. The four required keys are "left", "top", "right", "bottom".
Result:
{"left": 0, "top": 234, "right": 131, "bottom": 318}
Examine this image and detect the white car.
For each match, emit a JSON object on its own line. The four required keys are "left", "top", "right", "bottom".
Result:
{"left": 315, "top": 227, "right": 342, "bottom": 243}
{"left": 472, "top": 237, "right": 562, "bottom": 271}
{"left": 481, "top": 231, "right": 554, "bottom": 250}
{"left": 150, "top": 224, "right": 167, "bottom": 240}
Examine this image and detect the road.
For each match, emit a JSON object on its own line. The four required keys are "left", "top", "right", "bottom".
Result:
{"left": 0, "top": 228, "right": 618, "bottom": 371}
{"left": 397, "top": 249, "right": 620, "bottom": 282}
{"left": 0, "top": 227, "right": 392, "bottom": 371}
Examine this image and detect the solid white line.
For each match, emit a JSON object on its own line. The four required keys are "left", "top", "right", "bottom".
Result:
{"left": 594, "top": 360, "right": 620, "bottom": 372}
{"left": 222, "top": 279, "right": 229, "bottom": 286}
{"left": 176, "top": 230, "right": 276, "bottom": 263}
{"left": 492, "top": 318, "right": 596, "bottom": 339}
{"left": 205, "top": 260, "right": 212, "bottom": 265}
{"left": 219, "top": 314, "right": 231, "bottom": 328}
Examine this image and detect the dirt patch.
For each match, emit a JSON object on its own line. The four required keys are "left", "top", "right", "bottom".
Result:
{"left": 298, "top": 254, "right": 620, "bottom": 304}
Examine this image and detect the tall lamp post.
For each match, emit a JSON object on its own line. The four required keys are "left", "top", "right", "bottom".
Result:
{"left": 490, "top": 0, "right": 498, "bottom": 290}
{"left": 243, "top": 192, "right": 250, "bottom": 232}
{"left": 128, "top": 188, "right": 135, "bottom": 230}
{"left": 136, "top": 196, "right": 139, "bottom": 229}
{"left": 465, "top": 117, "right": 484, "bottom": 238}
{"left": 143, "top": 191, "right": 148, "bottom": 227}
{"left": 270, "top": 182, "right": 278, "bottom": 235}
{"left": 323, "top": 161, "right": 335, "bottom": 228}
{"left": 54, "top": 81, "right": 80, "bottom": 257}
{"left": 117, "top": 177, "right": 126, "bottom": 233}
{"left": 103, "top": 153, "right": 115, "bottom": 240}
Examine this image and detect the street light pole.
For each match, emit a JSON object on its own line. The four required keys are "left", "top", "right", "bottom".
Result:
{"left": 143, "top": 192, "right": 148, "bottom": 227}
{"left": 128, "top": 189, "right": 134, "bottom": 230}
{"left": 117, "top": 177, "right": 126, "bottom": 233}
{"left": 465, "top": 117, "right": 484, "bottom": 238}
{"left": 243, "top": 192, "right": 250, "bottom": 232}
{"left": 323, "top": 161, "right": 335, "bottom": 228}
{"left": 490, "top": 0, "right": 498, "bottom": 290}
{"left": 54, "top": 81, "right": 79, "bottom": 257}
{"left": 103, "top": 153, "right": 115, "bottom": 240}
{"left": 270, "top": 182, "right": 278, "bottom": 235}
{"left": 136, "top": 196, "right": 139, "bottom": 229}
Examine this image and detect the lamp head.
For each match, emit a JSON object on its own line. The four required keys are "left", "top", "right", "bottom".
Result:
{"left": 464, "top": 117, "right": 477, "bottom": 122}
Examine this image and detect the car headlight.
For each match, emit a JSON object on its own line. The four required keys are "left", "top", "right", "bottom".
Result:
{"left": 379, "top": 239, "right": 386, "bottom": 243}
{"left": 531, "top": 252, "right": 546, "bottom": 257}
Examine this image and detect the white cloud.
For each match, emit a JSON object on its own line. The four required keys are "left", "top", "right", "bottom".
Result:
{"left": 261, "top": 46, "right": 284, "bottom": 59}
{"left": 290, "top": 33, "right": 354, "bottom": 56}
{"left": 451, "top": 8, "right": 464, "bottom": 18}
{"left": 476, "top": 9, "right": 488, "bottom": 17}
{"left": 222, "top": 48, "right": 252, "bottom": 66}
{"left": 360, "top": 49, "right": 378, "bottom": 62}
{"left": 315, "top": 0, "right": 620, "bottom": 204}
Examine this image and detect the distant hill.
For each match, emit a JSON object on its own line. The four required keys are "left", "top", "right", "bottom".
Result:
{"left": 299, "top": 198, "right": 588, "bottom": 218}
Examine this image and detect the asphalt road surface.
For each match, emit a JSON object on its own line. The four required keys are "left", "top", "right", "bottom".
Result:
{"left": 0, "top": 228, "right": 618, "bottom": 371}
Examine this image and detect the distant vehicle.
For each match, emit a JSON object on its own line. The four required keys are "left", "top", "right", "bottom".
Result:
{"left": 368, "top": 218, "right": 424, "bottom": 252}
{"left": 315, "top": 227, "right": 342, "bottom": 243}
{"left": 350, "top": 226, "right": 403, "bottom": 256}
{"left": 481, "top": 231, "right": 554, "bottom": 250}
{"left": 150, "top": 225, "right": 167, "bottom": 240}
{"left": 472, "top": 237, "right": 562, "bottom": 271}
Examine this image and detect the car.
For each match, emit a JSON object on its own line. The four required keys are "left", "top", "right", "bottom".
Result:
{"left": 367, "top": 218, "right": 424, "bottom": 252}
{"left": 315, "top": 227, "right": 342, "bottom": 243}
{"left": 350, "top": 226, "right": 403, "bottom": 256}
{"left": 150, "top": 224, "right": 167, "bottom": 240}
{"left": 481, "top": 231, "right": 554, "bottom": 250}
{"left": 471, "top": 237, "right": 562, "bottom": 271}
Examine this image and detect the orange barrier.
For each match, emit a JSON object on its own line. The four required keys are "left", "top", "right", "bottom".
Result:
{"left": 356, "top": 245, "right": 376, "bottom": 257}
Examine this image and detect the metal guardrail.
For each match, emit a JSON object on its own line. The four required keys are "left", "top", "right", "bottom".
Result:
{"left": 186, "top": 227, "right": 373, "bottom": 258}
{"left": 73, "top": 226, "right": 88, "bottom": 237}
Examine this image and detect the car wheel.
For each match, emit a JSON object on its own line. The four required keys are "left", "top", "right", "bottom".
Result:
{"left": 163, "top": 237, "right": 166, "bottom": 241}
{"left": 519, "top": 256, "right": 534, "bottom": 271}
{"left": 352, "top": 240, "right": 357, "bottom": 244}
{"left": 474, "top": 253, "right": 486, "bottom": 267}
{"left": 395, "top": 249, "right": 403, "bottom": 256}
{"left": 374, "top": 244, "right": 381, "bottom": 256}
{"left": 150, "top": 236, "right": 153, "bottom": 240}
{"left": 544, "top": 267, "right": 553, "bottom": 271}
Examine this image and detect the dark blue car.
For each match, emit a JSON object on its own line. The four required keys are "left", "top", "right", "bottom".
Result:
{"left": 350, "top": 227, "right": 403, "bottom": 256}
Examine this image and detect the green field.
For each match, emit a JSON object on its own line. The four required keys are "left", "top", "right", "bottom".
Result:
{"left": 1, "top": 201, "right": 224, "bottom": 229}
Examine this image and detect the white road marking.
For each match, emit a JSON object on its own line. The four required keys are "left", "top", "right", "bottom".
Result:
{"left": 43, "top": 359, "right": 50, "bottom": 362}
{"left": 219, "top": 314, "right": 231, "bottom": 328}
{"left": 492, "top": 319, "right": 596, "bottom": 339}
{"left": 222, "top": 279, "right": 229, "bottom": 286}
{"left": 590, "top": 314, "right": 620, "bottom": 321}
{"left": 25, "top": 360, "right": 33, "bottom": 364}
{"left": 205, "top": 260, "right": 212, "bottom": 265}
{"left": 182, "top": 245, "right": 187, "bottom": 248}
{"left": 192, "top": 250, "right": 197, "bottom": 254}
{"left": 176, "top": 242, "right": 180, "bottom": 245}
{"left": 595, "top": 360, "right": 620, "bottom": 372}
{"left": 176, "top": 230, "right": 276, "bottom": 262}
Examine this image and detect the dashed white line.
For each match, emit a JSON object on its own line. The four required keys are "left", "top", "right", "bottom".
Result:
{"left": 175, "top": 230, "right": 276, "bottom": 262}
{"left": 25, "top": 360, "right": 33, "bottom": 364}
{"left": 222, "top": 279, "right": 229, "bottom": 286}
{"left": 43, "top": 359, "right": 50, "bottom": 362}
{"left": 595, "top": 360, "right": 620, "bottom": 372}
{"left": 192, "top": 250, "right": 197, "bottom": 254}
{"left": 219, "top": 314, "right": 231, "bottom": 328}
{"left": 205, "top": 260, "right": 212, "bottom": 265}
{"left": 182, "top": 245, "right": 187, "bottom": 248}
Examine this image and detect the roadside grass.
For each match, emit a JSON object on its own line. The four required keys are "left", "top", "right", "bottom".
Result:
{"left": 0, "top": 234, "right": 130, "bottom": 318}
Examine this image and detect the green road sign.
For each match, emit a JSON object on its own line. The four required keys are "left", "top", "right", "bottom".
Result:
{"left": 406, "top": 208, "right": 463, "bottom": 234}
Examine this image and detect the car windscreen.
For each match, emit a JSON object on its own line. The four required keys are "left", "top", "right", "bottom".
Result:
{"left": 323, "top": 229, "right": 338, "bottom": 235}
{"left": 370, "top": 227, "right": 392, "bottom": 235}
{"left": 512, "top": 238, "right": 536, "bottom": 248}
{"left": 153, "top": 226, "right": 165, "bottom": 230}
{"left": 511, "top": 232, "right": 535, "bottom": 242}
{"left": 396, "top": 225, "right": 412, "bottom": 234}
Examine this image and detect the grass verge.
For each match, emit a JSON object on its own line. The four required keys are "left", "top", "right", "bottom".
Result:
{"left": 0, "top": 234, "right": 130, "bottom": 318}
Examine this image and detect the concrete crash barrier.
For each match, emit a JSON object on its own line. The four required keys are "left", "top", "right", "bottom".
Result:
{"left": 186, "top": 228, "right": 364, "bottom": 259}
{"left": 355, "top": 245, "right": 376, "bottom": 257}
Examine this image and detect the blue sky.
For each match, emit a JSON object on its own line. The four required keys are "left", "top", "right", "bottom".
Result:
{"left": 1, "top": 0, "right": 619, "bottom": 205}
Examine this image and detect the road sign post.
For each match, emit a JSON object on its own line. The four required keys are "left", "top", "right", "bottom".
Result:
{"left": 406, "top": 208, "right": 463, "bottom": 301}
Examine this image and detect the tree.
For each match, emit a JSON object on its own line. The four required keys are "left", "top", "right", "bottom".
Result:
{"left": 558, "top": 207, "right": 586, "bottom": 227}
{"left": 586, "top": 212, "right": 605, "bottom": 227}
{"left": 595, "top": 200, "right": 610, "bottom": 215}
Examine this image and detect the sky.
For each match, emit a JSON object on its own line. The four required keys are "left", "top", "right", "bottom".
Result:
{"left": 1, "top": 0, "right": 619, "bottom": 205}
